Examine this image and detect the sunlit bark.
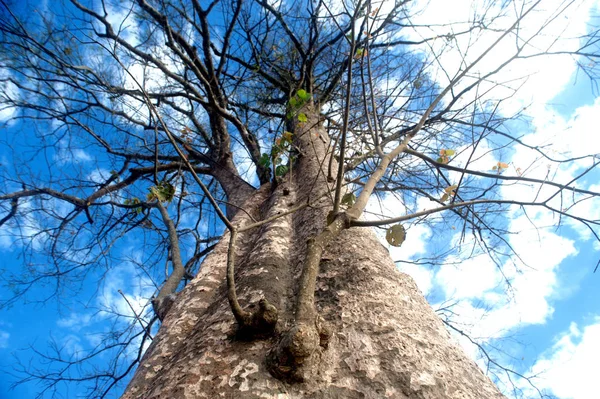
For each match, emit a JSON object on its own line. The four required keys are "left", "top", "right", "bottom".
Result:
{"left": 123, "top": 110, "right": 504, "bottom": 398}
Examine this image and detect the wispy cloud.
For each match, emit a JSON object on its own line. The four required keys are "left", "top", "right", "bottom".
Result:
{"left": 525, "top": 319, "right": 600, "bottom": 399}
{"left": 0, "top": 69, "right": 19, "bottom": 124}
{"left": 60, "top": 334, "right": 84, "bottom": 358}
{"left": 53, "top": 147, "right": 93, "bottom": 165}
{"left": 0, "top": 330, "right": 9, "bottom": 348}
{"left": 57, "top": 312, "right": 93, "bottom": 332}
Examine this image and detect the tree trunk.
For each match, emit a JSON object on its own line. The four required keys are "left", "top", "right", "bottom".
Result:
{"left": 122, "top": 112, "right": 505, "bottom": 399}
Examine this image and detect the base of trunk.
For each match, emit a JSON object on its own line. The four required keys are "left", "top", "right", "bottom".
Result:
{"left": 122, "top": 224, "right": 505, "bottom": 399}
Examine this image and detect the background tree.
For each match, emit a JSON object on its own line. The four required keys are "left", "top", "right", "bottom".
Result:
{"left": 0, "top": 0, "right": 599, "bottom": 397}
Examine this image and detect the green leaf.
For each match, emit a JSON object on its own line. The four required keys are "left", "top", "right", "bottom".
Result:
{"left": 275, "top": 165, "right": 289, "bottom": 176}
{"left": 124, "top": 198, "right": 142, "bottom": 215}
{"left": 341, "top": 192, "right": 356, "bottom": 206}
{"left": 150, "top": 182, "right": 175, "bottom": 203}
{"left": 385, "top": 224, "right": 406, "bottom": 247}
{"left": 289, "top": 97, "right": 298, "bottom": 108}
{"left": 259, "top": 153, "right": 271, "bottom": 168}
{"left": 161, "top": 182, "right": 176, "bottom": 202}
{"left": 297, "top": 113, "right": 308, "bottom": 123}
{"left": 110, "top": 170, "right": 120, "bottom": 182}
{"left": 296, "top": 89, "right": 310, "bottom": 101}
{"left": 444, "top": 149, "right": 456, "bottom": 156}
{"left": 282, "top": 131, "right": 294, "bottom": 143}
{"left": 271, "top": 144, "right": 283, "bottom": 158}
{"left": 414, "top": 78, "right": 423, "bottom": 89}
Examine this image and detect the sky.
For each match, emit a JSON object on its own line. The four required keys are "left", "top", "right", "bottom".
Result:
{"left": 1, "top": 0, "right": 600, "bottom": 398}
{"left": 368, "top": 0, "right": 600, "bottom": 397}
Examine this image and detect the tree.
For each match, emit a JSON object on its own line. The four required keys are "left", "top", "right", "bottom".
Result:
{"left": 0, "top": 0, "right": 599, "bottom": 397}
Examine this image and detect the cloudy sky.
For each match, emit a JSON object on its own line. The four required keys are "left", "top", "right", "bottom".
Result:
{"left": 370, "top": 0, "right": 600, "bottom": 397}
{"left": 1, "top": 0, "right": 600, "bottom": 398}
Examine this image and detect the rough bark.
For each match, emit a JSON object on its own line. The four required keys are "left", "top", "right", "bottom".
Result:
{"left": 122, "top": 112, "right": 505, "bottom": 399}
{"left": 210, "top": 155, "right": 257, "bottom": 219}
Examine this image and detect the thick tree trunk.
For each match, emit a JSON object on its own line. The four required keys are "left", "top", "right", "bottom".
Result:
{"left": 122, "top": 113, "right": 505, "bottom": 399}
{"left": 210, "top": 155, "right": 257, "bottom": 219}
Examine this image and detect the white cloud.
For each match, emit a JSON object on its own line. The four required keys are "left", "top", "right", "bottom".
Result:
{"left": 0, "top": 69, "right": 19, "bottom": 124}
{"left": 0, "top": 330, "right": 9, "bottom": 348}
{"left": 394, "top": 0, "right": 598, "bottom": 358}
{"left": 57, "top": 312, "right": 93, "bottom": 332}
{"left": 397, "top": 259, "right": 435, "bottom": 296}
{"left": 525, "top": 319, "right": 600, "bottom": 399}
{"left": 60, "top": 334, "right": 84, "bottom": 358}
{"left": 103, "top": 2, "right": 141, "bottom": 47}
{"left": 508, "top": 97, "right": 600, "bottom": 179}
{"left": 98, "top": 254, "right": 155, "bottom": 320}
{"left": 436, "top": 255, "right": 501, "bottom": 300}
{"left": 93, "top": 255, "right": 156, "bottom": 361}
{"left": 54, "top": 146, "right": 93, "bottom": 165}
{"left": 0, "top": 198, "right": 50, "bottom": 251}
{"left": 365, "top": 194, "right": 435, "bottom": 294}
{"left": 390, "top": 221, "right": 432, "bottom": 260}
{"left": 233, "top": 142, "right": 259, "bottom": 187}
{"left": 46, "top": 254, "right": 156, "bottom": 364}
{"left": 407, "top": 0, "right": 598, "bottom": 118}
{"left": 87, "top": 168, "right": 112, "bottom": 184}
{"left": 50, "top": 255, "right": 155, "bottom": 360}
{"left": 451, "top": 139, "right": 500, "bottom": 175}
{"left": 425, "top": 202, "right": 579, "bottom": 363}
{"left": 500, "top": 97, "right": 600, "bottom": 240}
{"left": 358, "top": 12, "right": 600, "bottom": 396}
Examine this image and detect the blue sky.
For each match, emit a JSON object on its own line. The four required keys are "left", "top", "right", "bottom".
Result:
{"left": 1, "top": 0, "right": 600, "bottom": 398}
{"left": 364, "top": 1, "right": 600, "bottom": 396}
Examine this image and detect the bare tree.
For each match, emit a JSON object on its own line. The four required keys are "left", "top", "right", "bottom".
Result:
{"left": 0, "top": 0, "right": 599, "bottom": 397}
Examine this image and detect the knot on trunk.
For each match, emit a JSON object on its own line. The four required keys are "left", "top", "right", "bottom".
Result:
{"left": 237, "top": 298, "right": 279, "bottom": 339}
{"left": 266, "top": 317, "right": 331, "bottom": 382}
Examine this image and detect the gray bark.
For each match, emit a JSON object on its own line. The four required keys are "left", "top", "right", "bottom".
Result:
{"left": 122, "top": 113, "right": 505, "bottom": 399}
